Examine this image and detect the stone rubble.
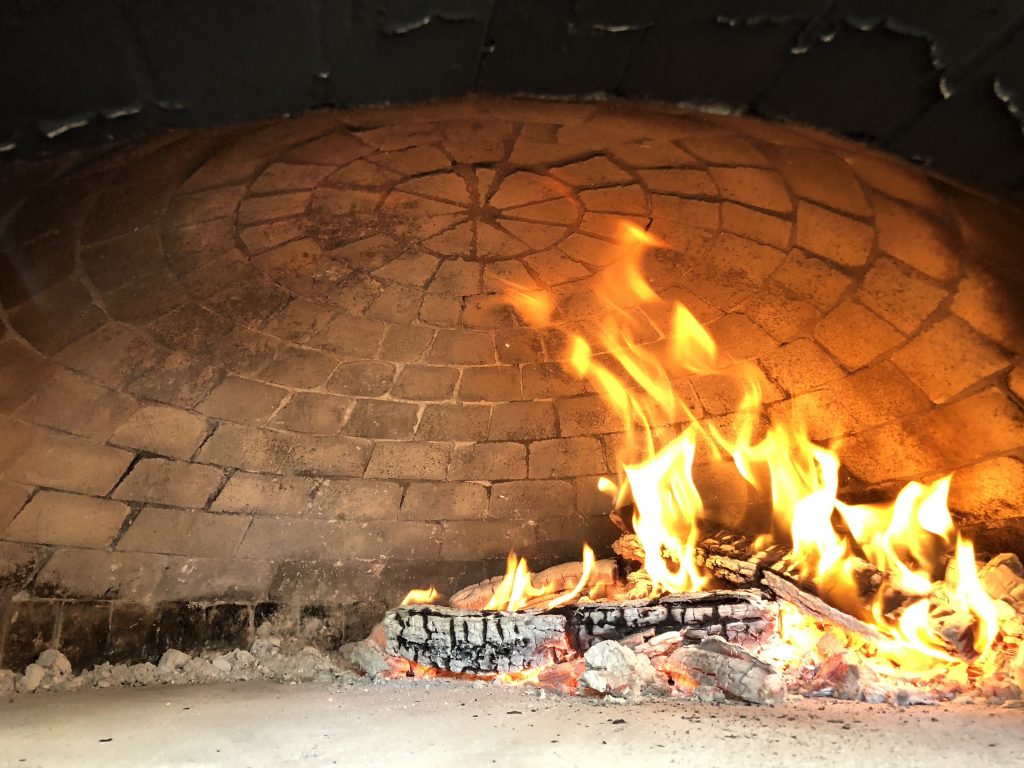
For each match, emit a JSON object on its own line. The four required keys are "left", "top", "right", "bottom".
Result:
{"left": 0, "top": 634, "right": 362, "bottom": 696}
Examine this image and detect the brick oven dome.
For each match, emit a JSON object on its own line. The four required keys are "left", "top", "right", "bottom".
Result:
{"left": 1, "top": 99, "right": 1023, "bottom": 671}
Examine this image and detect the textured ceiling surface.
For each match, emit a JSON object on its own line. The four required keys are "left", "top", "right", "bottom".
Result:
{"left": 2, "top": 1, "right": 1024, "bottom": 199}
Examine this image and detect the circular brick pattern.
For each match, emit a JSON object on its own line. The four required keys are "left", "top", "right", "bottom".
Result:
{"left": 1, "top": 99, "right": 1023, "bottom": 668}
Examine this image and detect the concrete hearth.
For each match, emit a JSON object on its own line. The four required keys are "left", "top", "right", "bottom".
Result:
{"left": 2, "top": 680, "right": 1023, "bottom": 767}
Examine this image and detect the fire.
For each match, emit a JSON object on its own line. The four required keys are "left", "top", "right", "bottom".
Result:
{"left": 952, "top": 537, "right": 999, "bottom": 654}
{"left": 837, "top": 477, "right": 953, "bottom": 596}
{"left": 400, "top": 587, "right": 440, "bottom": 606}
{"left": 504, "top": 220, "right": 1004, "bottom": 665}
{"left": 484, "top": 545, "right": 602, "bottom": 612}
{"left": 625, "top": 427, "right": 706, "bottom": 593}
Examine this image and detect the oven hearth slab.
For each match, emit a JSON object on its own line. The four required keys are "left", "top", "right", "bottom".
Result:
{"left": 1, "top": 679, "right": 1022, "bottom": 767}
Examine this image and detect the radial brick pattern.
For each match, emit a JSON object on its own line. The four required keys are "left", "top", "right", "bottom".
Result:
{"left": 1, "top": 99, "right": 1023, "bottom": 668}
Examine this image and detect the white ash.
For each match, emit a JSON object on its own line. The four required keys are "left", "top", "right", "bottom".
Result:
{"left": 578, "top": 640, "right": 662, "bottom": 700}
{"left": 658, "top": 636, "right": 788, "bottom": 706}
{"left": 0, "top": 634, "right": 363, "bottom": 696}
{"left": 573, "top": 634, "right": 789, "bottom": 705}
{"left": 341, "top": 640, "right": 394, "bottom": 680}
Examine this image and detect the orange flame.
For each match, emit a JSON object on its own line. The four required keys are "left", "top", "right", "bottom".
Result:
{"left": 484, "top": 545, "right": 601, "bottom": 612}
{"left": 547, "top": 545, "right": 598, "bottom": 608}
{"left": 505, "top": 219, "right": 1003, "bottom": 664}
{"left": 401, "top": 587, "right": 441, "bottom": 606}
{"left": 952, "top": 536, "right": 999, "bottom": 655}
{"left": 501, "top": 280, "right": 555, "bottom": 328}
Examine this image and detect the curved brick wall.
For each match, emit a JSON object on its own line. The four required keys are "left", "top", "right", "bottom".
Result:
{"left": 1, "top": 99, "right": 1023, "bottom": 669}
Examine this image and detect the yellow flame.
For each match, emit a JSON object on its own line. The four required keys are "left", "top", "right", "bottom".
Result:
{"left": 627, "top": 428, "right": 706, "bottom": 593}
{"left": 494, "top": 667, "right": 545, "bottom": 687}
{"left": 500, "top": 218, "right": 1003, "bottom": 665}
{"left": 484, "top": 552, "right": 552, "bottom": 611}
{"left": 952, "top": 536, "right": 999, "bottom": 655}
{"left": 483, "top": 546, "right": 604, "bottom": 612}
{"left": 503, "top": 281, "right": 555, "bottom": 328}
{"left": 669, "top": 303, "right": 718, "bottom": 375}
{"left": 837, "top": 477, "right": 953, "bottom": 597}
{"left": 401, "top": 587, "right": 440, "bottom": 606}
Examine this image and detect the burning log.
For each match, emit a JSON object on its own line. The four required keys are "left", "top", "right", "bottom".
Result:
{"left": 615, "top": 528, "right": 887, "bottom": 641}
{"left": 570, "top": 589, "right": 777, "bottom": 650}
{"left": 449, "top": 558, "right": 618, "bottom": 610}
{"left": 761, "top": 570, "right": 882, "bottom": 642}
{"left": 383, "top": 605, "right": 571, "bottom": 674}
{"left": 384, "top": 590, "right": 777, "bottom": 674}
{"left": 689, "top": 527, "right": 885, "bottom": 608}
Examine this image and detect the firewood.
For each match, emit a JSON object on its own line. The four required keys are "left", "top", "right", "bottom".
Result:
{"left": 615, "top": 528, "right": 887, "bottom": 641}
{"left": 760, "top": 571, "right": 883, "bottom": 641}
{"left": 385, "top": 590, "right": 778, "bottom": 673}
{"left": 617, "top": 519, "right": 886, "bottom": 602}
{"left": 695, "top": 528, "right": 885, "bottom": 605}
{"left": 383, "top": 605, "right": 571, "bottom": 674}
{"left": 611, "top": 534, "right": 646, "bottom": 568}
{"left": 447, "top": 575, "right": 504, "bottom": 611}
{"left": 569, "top": 589, "right": 777, "bottom": 650}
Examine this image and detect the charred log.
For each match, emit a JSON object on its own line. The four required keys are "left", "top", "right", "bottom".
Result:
{"left": 617, "top": 517, "right": 885, "bottom": 600}
{"left": 760, "top": 571, "right": 883, "bottom": 641}
{"left": 383, "top": 605, "right": 571, "bottom": 674}
{"left": 569, "top": 589, "right": 777, "bottom": 650}
{"left": 615, "top": 529, "right": 887, "bottom": 641}
{"left": 694, "top": 528, "right": 886, "bottom": 607}
{"left": 385, "top": 590, "right": 777, "bottom": 673}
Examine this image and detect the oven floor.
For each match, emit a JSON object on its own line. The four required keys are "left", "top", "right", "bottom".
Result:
{"left": 1, "top": 680, "right": 1021, "bottom": 767}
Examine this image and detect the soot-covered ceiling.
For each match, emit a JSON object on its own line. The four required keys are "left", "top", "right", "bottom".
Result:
{"left": 1, "top": 1, "right": 1024, "bottom": 199}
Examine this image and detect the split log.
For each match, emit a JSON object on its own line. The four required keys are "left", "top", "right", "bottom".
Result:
{"left": 614, "top": 530, "right": 780, "bottom": 585}
{"left": 568, "top": 589, "right": 777, "bottom": 650}
{"left": 761, "top": 571, "right": 883, "bottom": 641}
{"left": 617, "top": 521, "right": 885, "bottom": 603}
{"left": 385, "top": 590, "right": 777, "bottom": 673}
{"left": 694, "top": 528, "right": 885, "bottom": 606}
{"left": 383, "top": 605, "right": 571, "bottom": 674}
